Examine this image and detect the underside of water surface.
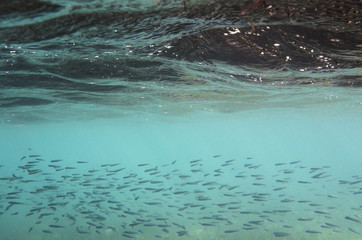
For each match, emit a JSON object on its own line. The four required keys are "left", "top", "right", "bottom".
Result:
{"left": 0, "top": 0, "right": 361, "bottom": 122}
{"left": 0, "top": 1, "right": 361, "bottom": 240}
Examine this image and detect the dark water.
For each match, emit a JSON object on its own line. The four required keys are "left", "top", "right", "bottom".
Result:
{"left": 0, "top": 0, "right": 361, "bottom": 122}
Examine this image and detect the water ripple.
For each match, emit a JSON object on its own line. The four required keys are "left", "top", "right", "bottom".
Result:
{"left": 0, "top": 0, "right": 361, "bottom": 121}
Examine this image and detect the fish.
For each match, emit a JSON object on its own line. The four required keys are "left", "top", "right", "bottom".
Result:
{"left": 297, "top": 200, "right": 311, "bottom": 203}
{"left": 252, "top": 183, "right": 265, "bottom": 186}
{"left": 190, "top": 159, "right": 202, "bottom": 163}
{"left": 243, "top": 227, "right": 256, "bottom": 230}
{"left": 348, "top": 228, "right": 360, "bottom": 235}
{"left": 200, "top": 223, "right": 216, "bottom": 226}
{"left": 143, "top": 202, "right": 161, "bottom": 205}
{"left": 2, "top": 151, "right": 361, "bottom": 240}
{"left": 297, "top": 218, "right": 313, "bottom": 221}
{"left": 173, "top": 191, "right": 188, "bottom": 195}
{"left": 349, "top": 180, "right": 362, "bottom": 185}
{"left": 305, "top": 230, "right": 321, "bottom": 234}
{"left": 50, "top": 160, "right": 63, "bottom": 162}
{"left": 325, "top": 222, "right": 339, "bottom": 228}
{"left": 314, "top": 210, "right": 329, "bottom": 215}
{"left": 111, "top": 168, "right": 125, "bottom": 172}
{"left": 309, "top": 203, "right": 322, "bottom": 207}
{"left": 5, "top": 202, "right": 23, "bottom": 211}
{"left": 150, "top": 181, "right": 163, "bottom": 184}
{"left": 39, "top": 213, "right": 54, "bottom": 218}
{"left": 289, "top": 161, "right": 301, "bottom": 164}
{"left": 122, "top": 233, "right": 135, "bottom": 238}
{"left": 228, "top": 186, "right": 239, "bottom": 190}
{"left": 276, "top": 179, "right": 288, "bottom": 183}
{"left": 275, "top": 163, "right": 286, "bottom": 166}
{"left": 80, "top": 211, "right": 94, "bottom": 214}
{"left": 345, "top": 216, "right": 361, "bottom": 223}
{"left": 273, "top": 232, "right": 290, "bottom": 237}
{"left": 311, "top": 172, "right": 326, "bottom": 179}
{"left": 221, "top": 163, "right": 232, "bottom": 167}
{"left": 49, "top": 225, "right": 65, "bottom": 228}
{"left": 76, "top": 229, "right": 90, "bottom": 234}
{"left": 177, "top": 230, "right": 189, "bottom": 236}
{"left": 138, "top": 163, "right": 149, "bottom": 167}
{"left": 298, "top": 181, "right": 311, "bottom": 184}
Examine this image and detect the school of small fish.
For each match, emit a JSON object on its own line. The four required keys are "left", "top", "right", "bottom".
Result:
{"left": 0, "top": 151, "right": 361, "bottom": 239}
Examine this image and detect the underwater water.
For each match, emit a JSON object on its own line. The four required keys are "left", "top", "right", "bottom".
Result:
{"left": 0, "top": 0, "right": 361, "bottom": 239}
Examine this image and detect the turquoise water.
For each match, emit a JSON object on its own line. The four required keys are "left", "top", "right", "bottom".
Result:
{"left": 1, "top": 112, "right": 361, "bottom": 240}
{"left": 1, "top": 0, "right": 362, "bottom": 239}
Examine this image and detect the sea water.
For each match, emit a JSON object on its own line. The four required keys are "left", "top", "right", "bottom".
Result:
{"left": 0, "top": 111, "right": 361, "bottom": 240}
{"left": 0, "top": 0, "right": 361, "bottom": 240}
